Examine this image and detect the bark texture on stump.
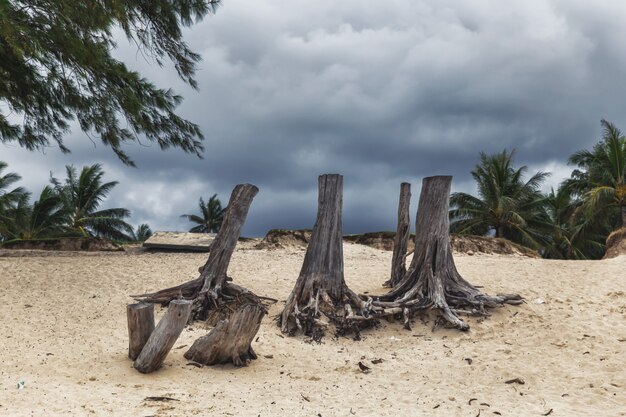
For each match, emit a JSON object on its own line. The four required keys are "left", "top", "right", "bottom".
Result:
{"left": 132, "top": 184, "right": 263, "bottom": 322}
{"left": 384, "top": 182, "right": 411, "bottom": 288}
{"left": 127, "top": 302, "right": 155, "bottom": 360}
{"left": 133, "top": 299, "right": 192, "bottom": 373}
{"left": 372, "top": 176, "right": 522, "bottom": 331}
{"left": 280, "top": 174, "right": 373, "bottom": 340}
{"left": 184, "top": 303, "right": 266, "bottom": 366}
{"left": 190, "top": 184, "right": 259, "bottom": 320}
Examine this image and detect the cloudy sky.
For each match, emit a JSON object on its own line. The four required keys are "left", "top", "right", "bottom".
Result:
{"left": 3, "top": 0, "right": 626, "bottom": 236}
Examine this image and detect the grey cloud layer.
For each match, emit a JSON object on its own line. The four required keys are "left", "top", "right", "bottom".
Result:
{"left": 3, "top": 0, "right": 626, "bottom": 235}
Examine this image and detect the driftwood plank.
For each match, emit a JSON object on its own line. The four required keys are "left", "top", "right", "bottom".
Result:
{"left": 127, "top": 302, "right": 155, "bottom": 360}
{"left": 133, "top": 300, "right": 192, "bottom": 373}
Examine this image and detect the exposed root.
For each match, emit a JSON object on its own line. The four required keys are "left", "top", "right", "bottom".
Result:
{"left": 131, "top": 277, "right": 203, "bottom": 306}
{"left": 279, "top": 284, "right": 378, "bottom": 341}
{"left": 133, "top": 277, "right": 273, "bottom": 325}
{"left": 365, "top": 262, "right": 523, "bottom": 331}
{"left": 363, "top": 179, "right": 522, "bottom": 332}
{"left": 131, "top": 183, "right": 262, "bottom": 325}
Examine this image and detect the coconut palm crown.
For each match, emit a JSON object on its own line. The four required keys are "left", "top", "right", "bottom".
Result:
{"left": 7, "top": 186, "right": 67, "bottom": 241}
{"left": 564, "top": 119, "right": 626, "bottom": 229}
{"left": 50, "top": 164, "right": 133, "bottom": 240}
{"left": 131, "top": 223, "right": 153, "bottom": 242}
{"left": 449, "top": 149, "right": 550, "bottom": 249}
{"left": 181, "top": 194, "right": 225, "bottom": 233}
{"left": 0, "top": 161, "right": 29, "bottom": 239}
{"left": 542, "top": 186, "right": 607, "bottom": 259}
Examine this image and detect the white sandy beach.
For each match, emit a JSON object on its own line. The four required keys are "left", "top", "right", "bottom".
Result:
{"left": 0, "top": 242, "right": 624, "bottom": 416}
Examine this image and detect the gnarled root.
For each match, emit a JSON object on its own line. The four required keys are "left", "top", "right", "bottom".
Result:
{"left": 368, "top": 255, "right": 523, "bottom": 331}
{"left": 131, "top": 277, "right": 203, "bottom": 306}
{"left": 279, "top": 284, "right": 377, "bottom": 341}
{"left": 132, "top": 278, "right": 273, "bottom": 325}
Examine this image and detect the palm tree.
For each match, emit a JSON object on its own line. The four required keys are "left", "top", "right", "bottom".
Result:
{"left": 0, "top": 161, "right": 29, "bottom": 240}
{"left": 450, "top": 149, "right": 551, "bottom": 249}
{"left": 181, "top": 194, "right": 225, "bottom": 233}
{"left": 6, "top": 186, "right": 68, "bottom": 241}
{"left": 131, "top": 223, "right": 153, "bottom": 242}
{"left": 542, "top": 186, "right": 606, "bottom": 259}
{"left": 565, "top": 119, "right": 626, "bottom": 229}
{"left": 50, "top": 164, "right": 133, "bottom": 240}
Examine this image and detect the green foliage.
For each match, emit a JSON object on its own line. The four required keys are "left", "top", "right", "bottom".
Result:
{"left": 541, "top": 186, "right": 607, "bottom": 259}
{"left": 131, "top": 223, "right": 153, "bottom": 242}
{"left": 0, "top": 162, "right": 134, "bottom": 240}
{"left": 0, "top": 0, "right": 220, "bottom": 166}
{"left": 181, "top": 194, "right": 225, "bottom": 233}
{"left": 0, "top": 160, "right": 29, "bottom": 238}
{"left": 450, "top": 149, "right": 551, "bottom": 250}
{"left": 50, "top": 163, "right": 133, "bottom": 239}
{"left": 540, "top": 118, "right": 626, "bottom": 259}
{"left": 6, "top": 185, "right": 67, "bottom": 240}
{"left": 452, "top": 121, "right": 626, "bottom": 260}
{"left": 564, "top": 119, "right": 626, "bottom": 229}
{"left": 1, "top": 160, "right": 138, "bottom": 242}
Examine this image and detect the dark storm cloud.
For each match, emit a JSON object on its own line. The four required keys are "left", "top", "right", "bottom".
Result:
{"left": 4, "top": 0, "right": 626, "bottom": 235}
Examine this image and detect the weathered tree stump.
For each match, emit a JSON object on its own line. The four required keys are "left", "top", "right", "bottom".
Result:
{"left": 132, "top": 184, "right": 264, "bottom": 322}
{"left": 384, "top": 182, "right": 411, "bottom": 288}
{"left": 130, "top": 184, "right": 271, "bottom": 370}
{"left": 371, "top": 176, "right": 522, "bottom": 330}
{"left": 184, "top": 303, "right": 266, "bottom": 366}
{"left": 280, "top": 174, "right": 375, "bottom": 340}
{"left": 127, "top": 302, "right": 155, "bottom": 360}
{"left": 133, "top": 300, "right": 192, "bottom": 373}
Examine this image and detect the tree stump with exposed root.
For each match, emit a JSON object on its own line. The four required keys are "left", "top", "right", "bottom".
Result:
{"left": 132, "top": 184, "right": 266, "bottom": 322}
{"left": 371, "top": 176, "right": 522, "bottom": 330}
{"left": 279, "top": 174, "right": 376, "bottom": 341}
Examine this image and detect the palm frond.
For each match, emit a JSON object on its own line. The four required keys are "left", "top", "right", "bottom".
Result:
{"left": 182, "top": 195, "right": 224, "bottom": 233}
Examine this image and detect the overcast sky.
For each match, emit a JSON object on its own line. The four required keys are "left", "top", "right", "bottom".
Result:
{"left": 3, "top": 0, "right": 626, "bottom": 236}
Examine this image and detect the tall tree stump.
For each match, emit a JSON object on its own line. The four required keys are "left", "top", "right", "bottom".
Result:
{"left": 280, "top": 174, "right": 374, "bottom": 340}
{"left": 132, "top": 184, "right": 264, "bottom": 322}
{"left": 384, "top": 182, "right": 411, "bottom": 288}
{"left": 133, "top": 299, "right": 192, "bottom": 373}
{"left": 372, "top": 176, "right": 522, "bottom": 330}
{"left": 184, "top": 303, "right": 266, "bottom": 366}
{"left": 127, "top": 302, "right": 155, "bottom": 360}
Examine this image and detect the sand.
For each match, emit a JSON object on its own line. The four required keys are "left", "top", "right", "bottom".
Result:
{"left": 0, "top": 243, "right": 624, "bottom": 416}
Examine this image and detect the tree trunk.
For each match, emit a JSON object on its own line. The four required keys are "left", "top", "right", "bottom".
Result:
{"left": 279, "top": 174, "right": 374, "bottom": 340}
{"left": 127, "top": 302, "right": 155, "bottom": 360}
{"left": 372, "top": 176, "right": 522, "bottom": 331}
{"left": 133, "top": 300, "right": 192, "bottom": 373}
{"left": 622, "top": 204, "right": 626, "bottom": 228}
{"left": 190, "top": 184, "right": 259, "bottom": 320}
{"left": 132, "top": 184, "right": 263, "bottom": 322}
{"left": 184, "top": 303, "right": 266, "bottom": 366}
{"left": 384, "top": 182, "right": 411, "bottom": 288}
